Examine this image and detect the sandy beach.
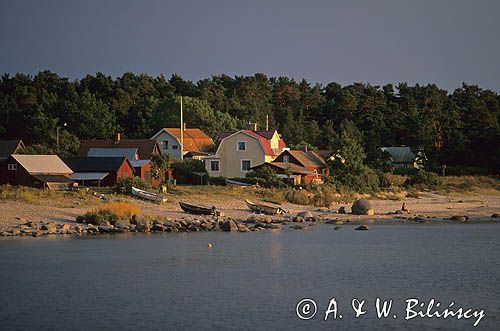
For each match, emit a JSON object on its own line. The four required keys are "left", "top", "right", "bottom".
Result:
{"left": 1, "top": 187, "right": 499, "bottom": 232}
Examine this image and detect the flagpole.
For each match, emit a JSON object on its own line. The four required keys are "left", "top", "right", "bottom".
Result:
{"left": 180, "top": 96, "right": 184, "bottom": 160}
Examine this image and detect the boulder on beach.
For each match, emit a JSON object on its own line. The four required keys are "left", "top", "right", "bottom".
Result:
{"left": 334, "top": 226, "right": 342, "bottom": 230}
{"left": 355, "top": 225, "right": 370, "bottom": 231}
{"left": 297, "top": 211, "right": 314, "bottom": 221}
{"left": 351, "top": 199, "right": 374, "bottom": 215}
{"left": 338, "top": 207, "right": 346, "bottom": 214}
{"left": 450, "top": 215, "right": 469, "bottom": 222}
{"left": 292, "top": 216, "right": 305, "bottom": 223}
{"left": 220, "top": 219, "right": 238, "bottom": 232}
{"left": 491, "top": 213, "right": 500, "bottom": 219}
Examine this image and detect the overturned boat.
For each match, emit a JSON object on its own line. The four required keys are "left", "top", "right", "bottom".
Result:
{"left": 179, "top": 201, "right": 218, "bottom": 215}
{"left": 131, "top": 186, "right": 167, "bottom": 204}
{"left": 225, "top": 178, "right": 254, "bottom": 187}
{"left": 245, "top": 199, "right": 286, "bottom": 215}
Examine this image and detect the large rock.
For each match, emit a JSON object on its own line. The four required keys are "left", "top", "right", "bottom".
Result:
{"left": 338, "top": 207, "right": 346, "bottom": 214}
{"left": 292, "top": 216, "right": 305, "bottom": 223}
{"left": 297, "top": 211, "right": 314, "bottom": 221}
{"left": 41, "top": 222, "right": 57, "bottom": 233}
{"left": 220, "top": 219, "right": 238, "bottom": 232}
{"left": 355, "top": 225, "right": 370, "bottom": 231}
{"left": 491, "top": 213, "right": 500, "bottom": 219}
{"left": 450, "top": 215, "right": 469, "bottom": 222}
{"left": 351, "top": 199, "right": 374, "bottom": 215}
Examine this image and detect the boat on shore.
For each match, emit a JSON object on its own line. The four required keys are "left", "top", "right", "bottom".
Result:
{"left": 245, "top": 199, "right": 286, "bottom": 215}
{"left": 179, "top": 201, "right": 217, "bottom": 215}
{"left": 225, "top": 178, "right": 254, "bottom": 187}
{"left": 131, "top": 186, "right": 167, "bottom": 204}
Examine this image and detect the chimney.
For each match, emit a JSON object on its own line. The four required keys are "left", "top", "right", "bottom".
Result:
{"left": 302, "top": 145, "right": 308, "bottom": 153}
{"left": 115, "top": 133, "right": 121, "bottom": 143}
{"left": 248, "top": 122, "right": 257, "bottom": 131}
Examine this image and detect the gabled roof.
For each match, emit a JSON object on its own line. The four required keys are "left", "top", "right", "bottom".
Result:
{"left": 11, "top": 155, "right": 73, "bottom": 174}
{"left": 253, "top": 162, "right": 317, "bottom": 175}
{"left": 240, "top": 130, "right": 275, "bottom": 156}
{"left": 280, "top": 150, "right": 326, "bottom": 168}
{"left": 65, "top": 157, "right": 131, "bottom": 173}
{"left": 216, "top": 130, "right": 286, "bottom": 153}
{"left": 381, "top": 147, "right": 416, "bottom": 163}
{"left": 152, "top": 128, "right": 214, "bottom": 152}
{"left": 79, "top": 140, "right": 159, "bottom": 160}
{"left": 88, "top": 148, "right": 139, "bottom": 160}
{"left": 0, "top": 140, "right": 25, "bottom": 158}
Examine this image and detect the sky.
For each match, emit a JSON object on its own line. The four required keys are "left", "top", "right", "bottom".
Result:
{"left": 1, "top": 0, "right": 499, "bottom": 92}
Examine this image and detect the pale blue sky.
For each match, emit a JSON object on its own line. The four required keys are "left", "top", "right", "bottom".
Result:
{"left": 1, "top": 0, "right": 499, "bottom": 91}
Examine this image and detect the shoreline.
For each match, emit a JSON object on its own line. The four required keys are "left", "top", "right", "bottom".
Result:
{"left": 1, "top": 188, "right": 499, "bottom": 238}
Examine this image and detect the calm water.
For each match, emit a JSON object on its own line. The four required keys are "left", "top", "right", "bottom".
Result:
{"left": 1, "top": 224, "right": 499, "bottom": 331}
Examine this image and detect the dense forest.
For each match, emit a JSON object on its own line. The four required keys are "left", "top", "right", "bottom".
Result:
{"left": 0, "top": 71, "right": 499, "bottom": 174}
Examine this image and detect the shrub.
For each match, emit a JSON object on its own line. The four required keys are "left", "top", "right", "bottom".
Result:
{"left": 245, "top": 165, "right": 286, "bottom": 188}
{"left": 405, "top": 169, "right": 441, "bottom": 189}
{"left": 171, "top": 159, "right": 207, "bottom": 185}
{"left": 284, "top": 189, "right": 310, "bottom": 205}
{"left": 393, "top": 167, "right": 418, "bottom": 176}
{"left": 98, "top": 202, "right": 140, "bottom": 219}
{"left": 77, "top": 202, "right": 140, "bottom": 225}
{"left": 208, "top": 176, "right": 226, "bottom": 186}
{"left": 310, "top": 188, "right": 336, "bottom": 207}
{"left": 116, "top": 176, "right": 150, "bottom": 194}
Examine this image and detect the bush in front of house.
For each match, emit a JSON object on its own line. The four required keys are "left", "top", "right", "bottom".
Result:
{"left": 405, "top": 169, "right": 441, "bottom": 189}
{"left": 115, "top": 176, "right": 150, "bottom": 194}
{"left": 245, "top": 165, "right": 286, "bottom": 188}
{"left": 171, "top": 159, "right": 207, "bottom": 185}
{"left": 207, "top": 176, "right": 226, "bottom": 186}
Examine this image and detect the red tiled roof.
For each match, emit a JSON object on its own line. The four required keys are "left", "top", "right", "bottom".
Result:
{"left": 163, "top": 128, "right": 214, "bottom": 152}
{"left": 79, "top": 139, "right": 159, "bottom": 160}
{"left": 240, "top": 130, "right": 275, "bottom": 156}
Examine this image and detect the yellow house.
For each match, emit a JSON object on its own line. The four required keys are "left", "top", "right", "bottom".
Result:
{"left": 204, "top": 129, "right": 286, "bottom": 178}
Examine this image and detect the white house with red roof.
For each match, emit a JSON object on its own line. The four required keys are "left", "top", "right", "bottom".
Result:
{"left": 204, "top": 125, "right": 287, "bottom": 178}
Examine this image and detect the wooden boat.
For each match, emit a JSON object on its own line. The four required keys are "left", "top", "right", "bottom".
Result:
{"left": 179, "top": 201, "right": 217, "bottom": 215}
{"left": 225, "top": 178, "right": 254, "bottom": 187}
{"left": 131, "top": 186, "right": 167, "bottom": 204}
{"left": 245, "top": 199, "right": 286, "bottom": 215}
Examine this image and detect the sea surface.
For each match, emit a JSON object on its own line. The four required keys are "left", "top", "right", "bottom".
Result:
{"left": 0, "top": 224, "right": 499, "bottom": 331}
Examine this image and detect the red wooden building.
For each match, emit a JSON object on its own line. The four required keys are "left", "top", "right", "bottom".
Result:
{"left": 65, "top": 157, "right": 134, "bottom": 187}
{"left": 0, "top": 154, "right": 73, "bottom": 189}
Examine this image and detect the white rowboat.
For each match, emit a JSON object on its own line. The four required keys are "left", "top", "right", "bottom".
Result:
{"left": 131, "top": 186, "right": 167, "bottom": 204}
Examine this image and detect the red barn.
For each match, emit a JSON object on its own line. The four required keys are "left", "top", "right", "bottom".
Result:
{"left": 0, "top": 155, "right": 72, "bottom": 189}
{"left": 65, "top": 157, "right": 134, "bottom": 187}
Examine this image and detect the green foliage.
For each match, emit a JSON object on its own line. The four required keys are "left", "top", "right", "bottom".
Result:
{"left": 245, "top": 165, "right": 286, "bottom": 188}
{"left": 405, "top": 170, "right": 442, "bottom": 189}
{"left": 309, "top": 187, "right": 336, "bottom": 207}
{"left": 207, "top": 176, "right": 226, "bottom": 186}
{"left": 150, "top": 154, "right": 171, "bottom": 184}
{"left": 0, "top": 72, "right": 499, "bottom": 174}
{"left": 284, "top": 189, "right": 310, "bottom": 205}
{"left": 171, "top": 159, "right": 207, "bottom": 185}
{"left": 115, "top": 176, "right": 150, "bottom": 194}
{"left": 76, "top": 210, "right": 118, "bottom": 226}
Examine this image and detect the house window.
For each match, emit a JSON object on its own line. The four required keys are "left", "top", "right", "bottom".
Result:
{"left": 172, "top": 145, "right": 178, "bottom": 150}
{"left": 283, "top": 155, "right": 289, "bottom": 163}
{"left": 7, "top": 164, "right": 17, "bottom": 171}
{"left": 210, "top": 160, "right": 220, "bottom": 172}
{"left": 237, "top": 141, "right": 246, "bottom": 151}
{"left": 241, "top": 160, "right": 251, "bottom": 172}
{"left": 163, "top": 140, "right": 169, "bottom": 149}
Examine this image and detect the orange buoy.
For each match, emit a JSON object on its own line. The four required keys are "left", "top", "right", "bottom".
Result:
{"left": 207, "top": 243, "right": 213, "bottom": 248}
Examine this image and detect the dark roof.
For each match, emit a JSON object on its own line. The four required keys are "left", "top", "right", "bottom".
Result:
{"left": 32, "top": 174, "right": 71, "bottom": 183}
{"left": 280, "top": 150, "right": 326, "bottom": 168}
{"left": 65, "top": 157, "right": 130, "bottom": 172}
{"left": 0, "top": 140, "right": 25, "bottom": 158}
{"left": 78, "top": 139, "right": 159, "bottom": 159}
{"left": 253, "top": 162, "right": 317, "bottom": 175}
{"left": 381, "top": 147, "right": 416, "bottom": 163}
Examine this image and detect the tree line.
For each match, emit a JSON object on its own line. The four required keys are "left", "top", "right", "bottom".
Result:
{"left": 0, "top": 71, "right": 499, "bottom": 173}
